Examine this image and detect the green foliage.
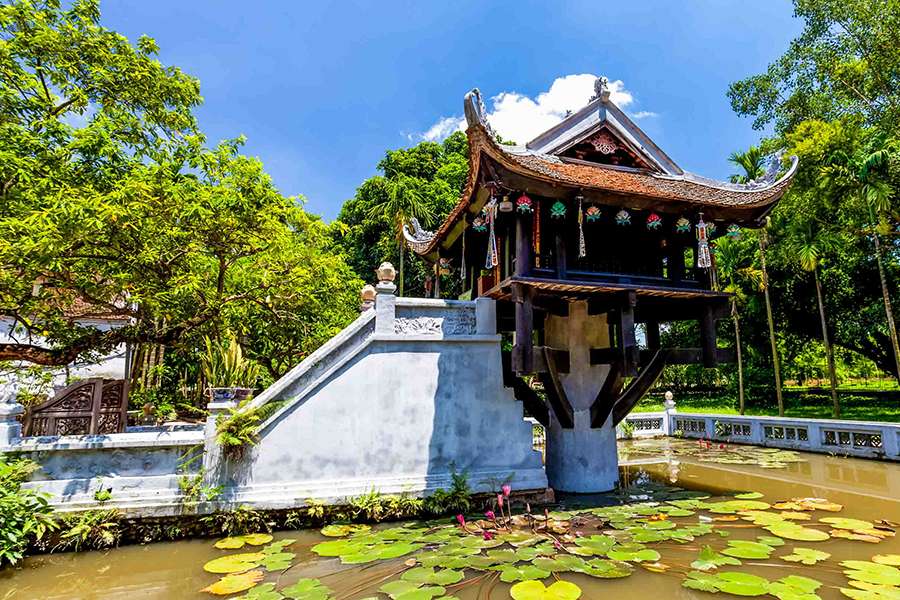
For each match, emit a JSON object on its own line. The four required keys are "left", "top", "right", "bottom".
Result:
{"left": 347, "top": 490, "right": 425, "bottom": 522}
{"left": 178, "top": 470, "right": 223, "bottom": 506}
{"left": 216, "top": 406, "right": 263, "bottom": 459}
{"left": 334, "top": 132, "right": 468, "bottom": 297}
{"left": 55, "top": 509, "right": 122, "bottom": 552}
{"left": 423, "top": 469, "right": 471, "bottom": 516}
{"left": 0, "top": 457, "right": 56, "bottom": 565}
{"left": 619, "top": 420, "right": 634, "bottom": 439}
{"left": 201, "top": 336, "right": 261, "bottom": 389}
{"left": 0, "top": 0, "right": 361, "bottom": 377}
{"left": 202, "top": 505, "right": 270, "bottom": 537}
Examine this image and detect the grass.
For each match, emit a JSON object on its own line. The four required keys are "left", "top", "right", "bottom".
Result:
{"left": 634, "top": 392, "right": 900, "bottom": 422}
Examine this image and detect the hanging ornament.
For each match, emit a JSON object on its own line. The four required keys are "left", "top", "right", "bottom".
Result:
{"left": 471, "top": 214, "right": 487, "bottom": 233}
{"left": 550, "top": 200, "right": 567, "bottom": 220}
{"left": 516, "top": 193, "right": 533, "bottom": 214}
{"left": 646, "top": 213, "right": 662, "bottom": 231}
{"left": 615, "top": 209, "right": 631, "bottom": 226}
{"left": 460, "top": 231, "right": 466, "bottom": 282}
{"left": 498, "top": 194, "right": 513, "bottom": 213}
{"left": 675, "top": 216, "right": 691, "bottom": 233}
{"left": 585, "top": 205, "right": 601, "bottom": 222}
{"left": 438, "top": 258, "right": 451, "bottom": 275}
{"left": 696, "top": 213, "right": 712, "bottom": 269}
{"left": 726, "top": 223, "right": 741, "bottom": 238}
{"left": 577, "top": 196, "right": 586, "bottom": 258}
{"left": 484, "top": 199, "right": 499, "bottom": 269}
{"left": 706, "top": 221, "right": 717, "bottom": 235}
{"left": 533, "top": 198, "right": 541, "bottom": 268}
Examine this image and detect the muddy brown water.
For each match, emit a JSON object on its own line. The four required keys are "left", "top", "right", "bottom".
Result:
{"left": 2, "top": 438, "right": 898, "bottom": 599}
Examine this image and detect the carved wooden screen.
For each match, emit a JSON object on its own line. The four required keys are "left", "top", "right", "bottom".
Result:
{"left": 24, "top": 378, "right": 129, "bottom": 436}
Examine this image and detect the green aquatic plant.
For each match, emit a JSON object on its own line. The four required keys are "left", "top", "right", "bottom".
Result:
{"left": 202, "top": 505, "right": 269, "bottom": 536}
{"left": 55, "top": 509, "right": 122, "bottom": 552}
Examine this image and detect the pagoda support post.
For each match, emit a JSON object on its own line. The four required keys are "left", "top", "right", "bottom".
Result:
{"left": 515, "top": 210, "right": 532, "bottom": 277}
{"left": 700, "top": 304, "right": 717, "bottom": 367}
{"left": 544, "top": 301, "right": 618, "bottom": 492}
{"left": 511, "top": 282, "right": 534, "bottom": 375}
{"left": 555, "top": 228, "right": 567, "bottom": 279}
{"left": 646, "top": 320, "right": 660, "bottom": 350}
{"left": 619, "top": 291, "right": 638, "bottom": 376}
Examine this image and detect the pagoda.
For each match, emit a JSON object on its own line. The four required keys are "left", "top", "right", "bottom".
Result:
{"left": 406, "top": 78, "right": 797, "bottom": 492}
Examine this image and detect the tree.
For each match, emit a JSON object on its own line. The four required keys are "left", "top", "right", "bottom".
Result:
{"left": 729, "top": 148, "right": 785, "bottom": 415}
{"left": 0, "top": 0, "right": 361, "bottom": 374}
{"left": 714, "top": 236, "right": 763, "bottom": 414}
{"left": 728, "top": 0, "right": 900, "bottom": 135}
{"left": 335, "top": 133, "right": 468, "bottom": 297}
{"left": 785, "top": 212, "right": 841, "bottom": 417}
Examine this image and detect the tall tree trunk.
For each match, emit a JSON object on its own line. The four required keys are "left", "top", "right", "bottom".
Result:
{"left": 873, "top": 232, "right": 900, "bottom": 380}
{"left": 732, "top": 298, "right": 745, "bottom": 415}
{"left": 813, "top": 266, "right": 840, "bottom": 418}
{"left": 399, "top": 242, "right": 405, "bottom": 297}
{"left": 759, "top": 233, "right": 785, "bottom": 416}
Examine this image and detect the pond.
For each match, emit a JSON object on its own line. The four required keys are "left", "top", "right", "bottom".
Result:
{"left": 2, "top": 438, "right": 899, "bottom": 600}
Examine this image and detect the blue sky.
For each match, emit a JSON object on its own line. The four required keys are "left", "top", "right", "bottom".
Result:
{"left": 102, "top": 1, "right": 801, "bottom": 220}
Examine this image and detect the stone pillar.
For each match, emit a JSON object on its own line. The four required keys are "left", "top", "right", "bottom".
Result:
{"left": 663, "top": 391, "right": 677, "bottom": 435}
{"left": 544, "top": 300, "right": 618, "bottom": 492}
{"left": 202, "top": 397, "right": 238, "bottom": 490}
{"left": 375, "top": 262, "right": 397, "bottom": 334}
{"left": 475, "top": 297, "right": 496, "bottom": 334}
{"left": 360, "top": 284, "right": 376, "bottom": 312}
{"left": 0, "top": 400, "right": 24, "bottom": 445}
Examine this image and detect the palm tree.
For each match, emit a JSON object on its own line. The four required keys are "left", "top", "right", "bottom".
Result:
{"left": 820, "top": 140, "right": 900, "bottom": 380}
{"left": 788, "top": 219, "right": 841, "bottom": 417}
{"left": 715, "top": 237, "right": 763, "bottom": 414}
{"left": 729, "top": 147, "right": 784, "bottom": 415}
{"left": 369, "top": 174, "right": 429, "bottom": 296}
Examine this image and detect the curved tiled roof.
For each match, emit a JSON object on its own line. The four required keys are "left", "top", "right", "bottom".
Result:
{"left": 408, "top": 86, "right": 798, "bottom": 258}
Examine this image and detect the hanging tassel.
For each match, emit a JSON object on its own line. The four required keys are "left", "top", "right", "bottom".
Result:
{"left": 460, "top": 231, "right": 466, "bottom": 283}
{"left": 577, "top": 196, "right": 586, "bottom": 258}
{"left": 696, "top": 213, "right": 712, "bottom": 269}
{"left": 485, "top": 198, "right": 499, "bottom": 269}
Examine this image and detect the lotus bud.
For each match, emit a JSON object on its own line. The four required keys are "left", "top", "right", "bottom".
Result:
{"left": 502, "top": 484, "right": 511, "bottom": 498}
{"left": 456, "top": 514, "right": 466, "bottom": 526}
{"left": 485, "top": 510, "right": 496, "bottom": 520}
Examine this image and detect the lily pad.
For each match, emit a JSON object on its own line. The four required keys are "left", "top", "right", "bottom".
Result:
{"left": 767, "top": 575, "right": 822, "bottom": 600}
{"left": 532, "top": 555, "right": 588, "bottom": 573}
{"left": 401, "top": 567, "right": 465, "bottom": 586}
{"left": 735, "top": 492, "right": 765, "bottom": 500}
{"left": 214, "top": 533, "right": 274, "bottom": 549}
{"left": 509, "top": 580, "right": 582, "bottom": 600}
{"left": 580, "top": 559, "right": 633, "bottom": 578}
{"left": 203, "top": 552, "right": 266, "bottom": 574}
{"left": 873, "top": 555, "right": 900, "bottom": 567}
{"left": 607, "top": 543, "right": 660, "bottom": 563}
{"left": 722, "top": 540, "right": 776, "bottom": 560}
{"left": 820, "top": 517, "right": 875, "bottom": 531}
{"left": 691, "top": 545, "right": 742, "bottom": 571}
{"left": 237, "top": 582, "right": 284, "bottom": 600}
{"left": 261, "top": 552, "right": 295, "bottom": 571}
{"left": 766, "top": 522, "right": 831, "bottom": 542}
{"left": 781, "top": 547, "right": 831, "bottom": 565}
{"left": 842, "top": 561, "right": 900, "bottom": 586}
{"left": 282, "top": 578, "right": 332, "bottom": 600}
{"left": 571, "top": 535, "right": 616, "bottom": 556}
{"left": 320, "top": 524, "right": 371, "bottom": 537}
{"left": 498, "top": 564, "right": 552, "bottom": 583}
{"left": 201, "top": 570, "right": 265, "bottom": 595}
{"left": 706, "top": 500, "right": 771, "bottom": 514}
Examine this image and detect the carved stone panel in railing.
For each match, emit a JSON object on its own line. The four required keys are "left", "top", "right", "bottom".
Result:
{"left": 393, "top": 306, "right": 477, "bottom": 336}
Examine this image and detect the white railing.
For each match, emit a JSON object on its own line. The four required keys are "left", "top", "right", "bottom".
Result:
{"left": 619, "top": 404, "right": 900, "bottom": 461}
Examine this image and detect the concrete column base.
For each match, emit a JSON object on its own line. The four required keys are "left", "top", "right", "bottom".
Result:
{"left": 543, "top": 301, "right": 619, "bottom": 493}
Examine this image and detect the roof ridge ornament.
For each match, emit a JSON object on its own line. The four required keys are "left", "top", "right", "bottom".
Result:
{"left": 591, "top": 76, "right": 611, "bottom": 102}
{"left": 464, "top": 88, "right": 495, "bottom": 137}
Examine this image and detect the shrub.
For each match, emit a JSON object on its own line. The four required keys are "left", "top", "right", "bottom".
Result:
{"left": 55, "top": 509, "right": 122, "bottom": 552}
{"left": 0, "top": 458, "right": 56, "bottom": 565}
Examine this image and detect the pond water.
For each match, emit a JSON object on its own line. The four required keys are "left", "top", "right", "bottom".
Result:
{"left": 2, "top": 438, "right": 899, "bottom": 600}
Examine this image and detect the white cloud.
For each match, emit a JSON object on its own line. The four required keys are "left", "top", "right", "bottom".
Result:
{"left": 631, "top": 110, "right": 658, "bottom": 120}
{"left": 420, "top": 115, "right": 466, "bottom": 142}
{"left": 416, "top": 73, "right": 654, "bottom": 145}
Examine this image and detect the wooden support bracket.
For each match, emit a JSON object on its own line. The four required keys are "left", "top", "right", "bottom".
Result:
{"left": 536, "top": 346, "right": 574, "bottom": 428}
{"left": 589, "top": 362, "right": 624, "bottom": 428}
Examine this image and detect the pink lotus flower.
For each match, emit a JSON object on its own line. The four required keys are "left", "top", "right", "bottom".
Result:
{"left": 456, "top": 514, "right": 466, "bottom": 526}
{"left": 482, "top": 531, "right": 494, "bottom": 541}
{"left": 575, "top": 531, "right": 583, "bottom": 537}
{"left": 501, "top": 484, "right": 511, "bottom": 498}
{"left": 554, "top": 541, "right": 563, "bottom": 550}
{"left": 485, "top": 510, "right": 496, "bottom": 520}
{"left": 497, "top": 494, "right": 504, "bottom": 508}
